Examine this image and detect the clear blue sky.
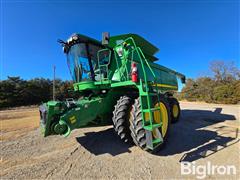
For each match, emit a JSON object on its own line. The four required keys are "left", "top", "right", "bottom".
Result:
{"left": 1, "top": 0, "right": 239, "bottom": 81}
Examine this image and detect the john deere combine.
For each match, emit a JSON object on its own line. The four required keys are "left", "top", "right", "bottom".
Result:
{"left": 39, "top": 33, "right": 185, "bottom": 152}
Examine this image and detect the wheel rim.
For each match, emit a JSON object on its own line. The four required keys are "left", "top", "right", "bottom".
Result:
{"left": 172, "top": 104, "right": 179, "bottom": 118}
{"left": 144, "top": 102, "right": 169, "bottom": 138}
{"left": 154, "top": 102, "right": 168, "bottom": 138}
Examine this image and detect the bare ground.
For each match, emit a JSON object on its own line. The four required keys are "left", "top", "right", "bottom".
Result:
{"left": 0, "top": 102, "right": 240, "bottom": 179}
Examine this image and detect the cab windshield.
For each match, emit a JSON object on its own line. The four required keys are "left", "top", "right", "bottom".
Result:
{"left": 67, "top": 43, "right": 106, "bottom": 82}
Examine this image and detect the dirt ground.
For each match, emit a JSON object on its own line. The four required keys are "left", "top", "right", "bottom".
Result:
{"left": 1, "top": 102, "right": 239, "bottom": 179}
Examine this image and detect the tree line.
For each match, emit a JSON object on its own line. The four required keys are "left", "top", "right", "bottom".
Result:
{"left": 0, "top": 77, "right": 74, "bottom": 109}
{"left": 0, "top": 60, "right": 239, "bottom": 109}
{"left": 178, "top": 61, "right": 240, "bottom": 104}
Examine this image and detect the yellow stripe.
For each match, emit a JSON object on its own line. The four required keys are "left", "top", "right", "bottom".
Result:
{"left": 154, "top": 83, "right": 178, "bottom": 89}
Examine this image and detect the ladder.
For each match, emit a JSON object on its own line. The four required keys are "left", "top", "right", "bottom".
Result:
{"left": 136, "top": 47, "right": 163, "bottom": 150}
{"left": 139, "top": 80, "right": 163, "bottom": 150}
{"left": 113, "top": 37, "right": 164, "bottom": 149}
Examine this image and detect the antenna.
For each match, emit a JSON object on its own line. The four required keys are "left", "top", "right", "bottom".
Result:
{"left": 53, "top": 65, "right": 56, "bottom": 101}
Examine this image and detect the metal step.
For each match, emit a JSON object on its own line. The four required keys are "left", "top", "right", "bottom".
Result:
{"left": 144, "top": 122, "right": 162, "bottom": 131}
{"left": 145, "top": 128, "right": 163, "bottom": 150}
{"left": 140, "top": 92, "right": 158, "bottom": 96}
{"left": 152, "top": 138, "right": 161, "bottom": 145}
{"left": 142, "top": 107, "right": 160, "bottom": 113}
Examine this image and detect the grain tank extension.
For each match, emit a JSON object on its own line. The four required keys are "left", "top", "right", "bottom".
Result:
{"left": 39, "top": 33, "right": 185, "bottom": 152}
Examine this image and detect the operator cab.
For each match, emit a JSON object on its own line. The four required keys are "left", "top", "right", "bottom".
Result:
{"left": 60, "top": 34, "right": 111, "bottom": 90}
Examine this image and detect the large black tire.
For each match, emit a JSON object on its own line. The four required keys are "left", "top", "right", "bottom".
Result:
{"left": 129, "top": 96, "right": 171, "bottom": 152}
{"left": 112, "top": 96, "right": 133, "bottom": 143}
{"left": 168, "top": 97, "right": 181, "bottom": 123}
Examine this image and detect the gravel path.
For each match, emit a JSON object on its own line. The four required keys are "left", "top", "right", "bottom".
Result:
{"left": 1, "top": 102, "right": 239, "bottom": 179}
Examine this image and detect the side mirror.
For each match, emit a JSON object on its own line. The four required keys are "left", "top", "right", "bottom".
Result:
{"left": 181, "top": 76, "right": 186, "bottom": 84}
{"left": 102, "top": 32, "right": 110, "bottom": 45}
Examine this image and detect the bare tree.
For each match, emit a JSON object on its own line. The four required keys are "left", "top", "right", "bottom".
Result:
{"left": 210, "top": 60, "right": 240, "bottom": 82}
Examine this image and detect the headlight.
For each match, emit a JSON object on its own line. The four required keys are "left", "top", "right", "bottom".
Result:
{"left": 67, "top": 37, "right": 73, "bottom": 43}
{"left": 72, "top": 35, "right": 78, "bottom": 40}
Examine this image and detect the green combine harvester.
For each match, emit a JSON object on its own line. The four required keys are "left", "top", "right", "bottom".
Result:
{"left": 39, "top": 33, "right": 185, "bottom": 152}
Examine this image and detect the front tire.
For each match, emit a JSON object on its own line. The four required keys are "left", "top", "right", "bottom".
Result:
{"left": 129, "top": 96, "right": 171, "bottom": 152}
{"left": 112, "top": 96, "right": 133, "bottom": 143}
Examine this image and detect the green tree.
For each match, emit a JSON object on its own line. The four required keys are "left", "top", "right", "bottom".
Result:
{"left": 0, "top": 77, "right": 74, "bottom": 109}
{"left": 181, "top": 60, "right": 239, "bottom": 104}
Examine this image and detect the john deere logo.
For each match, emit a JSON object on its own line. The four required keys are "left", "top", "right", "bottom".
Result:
{"left": 69, "top": 116, "right": 76, "bottom": 124}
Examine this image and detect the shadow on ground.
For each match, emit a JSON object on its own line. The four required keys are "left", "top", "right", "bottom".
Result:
{"left": 157, "top": 108, "right": 238, "bottom": 161}
{"left": 76, "top": 128, "right": 133, "bottom": 156}
{"left": 76, "top": 108, "right": 239, "bottom": 159}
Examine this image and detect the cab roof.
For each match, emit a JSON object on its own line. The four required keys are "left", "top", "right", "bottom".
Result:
{"left": 64, "top": 33, "right": 159, "bottom": 61}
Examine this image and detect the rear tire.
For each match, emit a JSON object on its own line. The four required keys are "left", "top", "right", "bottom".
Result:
{"left": 112, "top": 96, "right": 133, "bottom": 143}
{"left": 168, "top": 97, "right": 181, "bottom": 123}
{"left": 129, "top": 96, "right": 171, "bottom": 152}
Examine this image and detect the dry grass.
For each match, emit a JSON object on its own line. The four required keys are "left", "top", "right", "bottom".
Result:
{"left": 0, "top": 107, "right": 39, "bottom": 141}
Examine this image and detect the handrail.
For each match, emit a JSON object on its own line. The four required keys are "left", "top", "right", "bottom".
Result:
{"left": 136, "top": 47, "right": 156, "bottom": 79}
{"left": 96, "top": 37, "right": 157, "bottom": 86}
{"left": 113, "top": 51, "right": 128, "bottom": 81}
{"left": 112, "top": 36, "right": 157, "bottom": 87}
{"left": 117, "top": 37, "right": 156, "bottom": 81}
